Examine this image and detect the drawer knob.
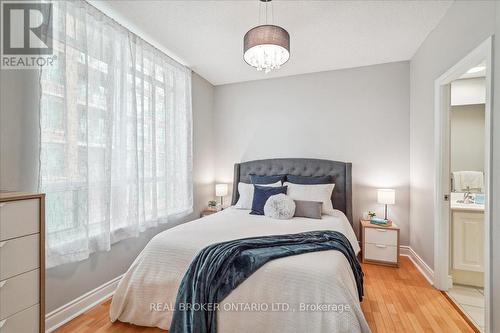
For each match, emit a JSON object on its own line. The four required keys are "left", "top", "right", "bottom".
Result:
{"left": 375, "top": 244, "right": 387, "bottom": 248}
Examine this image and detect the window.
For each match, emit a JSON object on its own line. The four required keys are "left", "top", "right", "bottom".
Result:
{"left": 40, "top": 1, "right": 192, "bottom": 268}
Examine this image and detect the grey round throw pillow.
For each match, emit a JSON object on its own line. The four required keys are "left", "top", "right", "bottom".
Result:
{"left": 264, "top": 194, "right": 296, "bottom": 220}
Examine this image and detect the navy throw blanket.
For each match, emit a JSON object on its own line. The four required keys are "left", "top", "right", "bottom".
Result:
{"left": 169, "top": 230, "right": 363, "bottom": 333}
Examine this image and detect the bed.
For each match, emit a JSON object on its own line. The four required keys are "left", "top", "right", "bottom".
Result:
{"left": 110, "top": 158, "right": 370, "bottom": 333}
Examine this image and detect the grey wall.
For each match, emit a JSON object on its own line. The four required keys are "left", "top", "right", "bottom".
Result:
{"left": 450, "top": 104, "right": 485, "bottom": 173}
{"left": 409, "top": 0, "right": 495, "bottom": 270}
{"left": 0, "top": 70, "right": 40, "bottom": 191}
{"left": 213, "top": 62, "right": 410, "bottom": 243}
{"left": 0, "top": 71, "right": 216, "bottom": 312}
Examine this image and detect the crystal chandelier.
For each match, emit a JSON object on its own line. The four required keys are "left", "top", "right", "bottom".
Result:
{"left": 243, "top": 0, "right": 290, "bottom": 74}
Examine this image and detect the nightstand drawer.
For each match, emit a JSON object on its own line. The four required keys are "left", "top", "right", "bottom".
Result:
{"left": 364, "top": 243, "right": 398, "bottom": 263}
{"left": 365, "top": 227, "right": 398, "bottom": 246}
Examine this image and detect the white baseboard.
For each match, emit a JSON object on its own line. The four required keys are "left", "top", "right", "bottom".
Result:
{"left": 45, "top": 274, "right": 123, "bottom": 333}
{"left": 399, "top": 245, "right": 411, "bottom": 257}
{"left": 400, "top": 245, "right": 434, "bottom": 285}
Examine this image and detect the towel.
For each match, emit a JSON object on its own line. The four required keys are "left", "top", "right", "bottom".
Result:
{"left": 370, "top": 217, "right": 388, "bottom": 224}
{"left": 453, "top": 171, "right": 484, "bottom": 192}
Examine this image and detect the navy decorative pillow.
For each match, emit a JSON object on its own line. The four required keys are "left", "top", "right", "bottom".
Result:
{"left": 286, "top": 175, "right": 332, "bottom": 184}
{"left": 250, "top": 174, "right": 286, "bottom": 184}
{"left": 250, "top": 185, "right": 288, "bottom": 215}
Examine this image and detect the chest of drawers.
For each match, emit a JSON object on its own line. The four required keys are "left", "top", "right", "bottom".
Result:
{"left": 0, "top": 192, "right": 45, "bottom": 333}
{"left": 360, "top": 219, "right": 400, "bottom": 267}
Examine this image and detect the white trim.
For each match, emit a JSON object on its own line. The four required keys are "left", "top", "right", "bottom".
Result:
{"left": 45, "top": 274, "right": 123, "bottom": 333}
{"left": 433, "top": 36, "right": 492, "bottom": 333}
{"left": 399, "top": 245, "right": 411, "bottom": 256}
{"left": 400, "top": 245, "right": 434, "bottom": 285}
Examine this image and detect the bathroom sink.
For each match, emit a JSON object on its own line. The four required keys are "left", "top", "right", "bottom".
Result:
{"left": 450, "top": 192, "right": 485, "bottom": 211}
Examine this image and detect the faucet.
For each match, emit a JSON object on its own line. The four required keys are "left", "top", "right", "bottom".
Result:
{"left": 462, "top": 187, "right": 475, "bottom": 204}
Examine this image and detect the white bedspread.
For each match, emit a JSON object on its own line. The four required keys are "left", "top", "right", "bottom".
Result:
{"left": 110, "top": 208, "right": 370, "bottom": 333}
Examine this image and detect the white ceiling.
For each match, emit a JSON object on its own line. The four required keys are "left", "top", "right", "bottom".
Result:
{"left": 98, "top": 0, "right": 453, "bottom": 85}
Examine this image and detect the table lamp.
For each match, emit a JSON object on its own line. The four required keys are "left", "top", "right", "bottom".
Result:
{"left": 377, "top": 189, "right": 395, "bottom": 221}
{"left": 215, "top": 184, "right": 228, "bottom": 208}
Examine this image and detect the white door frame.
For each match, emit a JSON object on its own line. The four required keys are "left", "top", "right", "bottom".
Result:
{"left": 434, "top": 36, "right": 492, "bottom": 332}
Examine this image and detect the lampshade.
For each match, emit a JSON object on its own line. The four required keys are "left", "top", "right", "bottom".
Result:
{"left": 215, "top": 184, "right": 228, "bottom": 197}
{"left": 243, "top": 25, "right": 290, "bottom": 74}
{"left": 243, "top": 0, "right": 290, "bottom": 74}
{"left": 377, "top": 189, "right": 395, "bottom": 205}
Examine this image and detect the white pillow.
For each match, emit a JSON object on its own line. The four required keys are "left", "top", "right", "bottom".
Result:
{"left": 284, "top": 182, "right": 335, "bottom": 215}
{"left": 234, "top": 181, "right": 282, "bottom": 210}
{"left": 264, "top": 194, "right": 296, "bottom": 219}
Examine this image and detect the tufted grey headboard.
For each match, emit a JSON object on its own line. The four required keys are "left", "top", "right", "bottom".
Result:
{"left": 230, "top": 158, "right": 353, "bottom": 225}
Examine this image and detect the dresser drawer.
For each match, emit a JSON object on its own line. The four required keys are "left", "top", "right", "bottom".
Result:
{"left": 0, "top": 269, "right": 39, "bottom": 320}
{"left": 364, "top": 243, "right": 398, "bottom": 263}
{"left": 0, "top": 234, "right": 39, "bottom": 281}
{"left": 365, "top": 227, "right": 398, "bottom": 246}
{"left": 0, "top": 304, "right": 39, "bottom": 333}
{"left": 0, "top": 199, "right": 39, "bottom": 241}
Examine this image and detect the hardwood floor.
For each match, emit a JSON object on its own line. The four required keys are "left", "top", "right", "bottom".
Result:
{"left": 53, "top": 300, "right": 164, "bottom": 333}
{"left": 361, "top": 257, "right": 475, "bottom": 333}
{"left": 54, "top": 256, "right": 475, "bottom": 333}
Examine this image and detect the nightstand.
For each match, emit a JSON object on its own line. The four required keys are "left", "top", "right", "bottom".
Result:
{"left": 360, "top": 219, "right": 400, "bottom": 267}
{"left": 200, "top": 209, "right": 217, "bottom": 218}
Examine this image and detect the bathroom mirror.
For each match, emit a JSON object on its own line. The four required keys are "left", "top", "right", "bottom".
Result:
{"left": 449, "top": 77, "right": 485, "bottom": 196}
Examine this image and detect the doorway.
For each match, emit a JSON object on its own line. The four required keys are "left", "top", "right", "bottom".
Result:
{"left": 434, "top": 37, "right": 492, "bottom": 333}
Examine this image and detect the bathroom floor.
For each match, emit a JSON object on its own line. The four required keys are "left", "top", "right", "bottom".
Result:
{"left": 447, "top": 285, "right": 485, "bottom": 332}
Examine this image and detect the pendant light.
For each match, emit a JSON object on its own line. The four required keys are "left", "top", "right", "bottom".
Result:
{"left": 243, "top": 0, "right": 290, "bottom": 73}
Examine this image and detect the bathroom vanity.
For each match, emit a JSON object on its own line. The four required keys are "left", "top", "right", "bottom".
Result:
{"left": 450, "top": 192, "right": 484, "bottom": 287}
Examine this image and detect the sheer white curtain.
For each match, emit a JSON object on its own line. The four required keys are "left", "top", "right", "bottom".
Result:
{"left": 39, "top": 0, "right": 193, "bottom": 268}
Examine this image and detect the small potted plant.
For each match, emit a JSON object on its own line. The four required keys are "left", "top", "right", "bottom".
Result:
{"left": 208, "top": 200, "right": 217, "bottom": 211}
{"left": 368, "top": 211, "right": 376, "bottom": 219}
